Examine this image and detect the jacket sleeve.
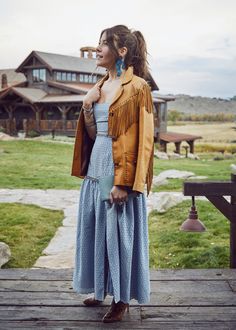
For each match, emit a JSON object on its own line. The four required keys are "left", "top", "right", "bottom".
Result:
{"left": 132, "top": 83, "right": 154, "bottom": 195}
{"left": 71, "top": 108, "right": 95, "bottom": 178}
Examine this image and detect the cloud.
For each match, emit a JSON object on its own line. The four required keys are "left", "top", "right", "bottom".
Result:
{"left": 150, "top": 55, "right": 236, "bottom": 98}
{"left": 1, "top": 0, "right": 236, "bottom": 97}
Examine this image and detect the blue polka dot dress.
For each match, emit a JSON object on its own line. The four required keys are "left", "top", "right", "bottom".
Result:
{"left": 72, "top": 103, "right": 150, "bottom": 304}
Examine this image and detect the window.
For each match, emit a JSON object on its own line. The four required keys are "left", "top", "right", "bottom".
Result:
{"left": 62, "top": 72, "right": 66, "bottom": 81}
{"left": 33, "top": 69, "right": 46, "bottom": 82}
{"left": 79, "top": 73, "right": 96, "bottom": 84}
{"left": 55, "top": 71, "right": 77, "bottom": 82}
{"left": 56, "top": 72, "right": 62, "bottom": 81}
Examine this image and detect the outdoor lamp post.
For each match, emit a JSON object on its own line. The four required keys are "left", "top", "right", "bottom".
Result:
{"left": 180, "top": 196, "right": 206, "bottom": 232}
{"left": 182, "top": 166, "right": 236, "bottom": 268}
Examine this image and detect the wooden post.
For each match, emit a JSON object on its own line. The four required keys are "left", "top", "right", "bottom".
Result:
{"left": 31, "top": 105, "right": 44, "bottom": 132}
{"left": 187, "top": 140, "right": 194, "bottom": 153}
{"left": 4, "top": 105, "right": 16, "bottom": 135}
{"left": 57, "top": 105, "right": 72, "bottom": 132}
{"left": 174, "top": 141, "right": 181, "bottom": 154}
{"left": 183, "top": 175, "right": 236, "bottom": 268}
{"left": 160, "top": 140, "right": 167, "bottom": 153}
{"left": 231, "top": 174, "right": 236, "bottom": 268}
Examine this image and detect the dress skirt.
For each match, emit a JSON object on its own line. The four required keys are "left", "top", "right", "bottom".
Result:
{"left": 72, "top": 103, "right": 150, "bottom": 304}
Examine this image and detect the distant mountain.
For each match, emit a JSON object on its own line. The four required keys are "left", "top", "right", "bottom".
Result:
{"left": 165, "top": 94, "right": 236, "bottom": 114}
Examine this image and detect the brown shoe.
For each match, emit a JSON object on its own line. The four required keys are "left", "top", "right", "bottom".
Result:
{"left": 102, "top": 300, "right": 129, "bottom": 323}
{"left": 83, "top": 296, "right": 103, "bottom": 306}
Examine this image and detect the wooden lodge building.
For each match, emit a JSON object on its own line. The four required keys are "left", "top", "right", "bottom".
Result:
{"left": 0, "top": 47, "right": 201, "bottom": 153}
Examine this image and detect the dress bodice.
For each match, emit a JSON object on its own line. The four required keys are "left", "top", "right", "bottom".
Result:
{"left": 94, "top": 103, "right": 109, "bottom": 134}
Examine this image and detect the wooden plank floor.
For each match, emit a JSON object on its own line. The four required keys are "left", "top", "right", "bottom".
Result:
{"left": 0, "top": 268, "right": 236, "bottom": 329}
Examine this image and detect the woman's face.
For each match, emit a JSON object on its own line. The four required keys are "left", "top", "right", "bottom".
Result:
{"left": 96, "top": 32, "right": 116, "bottom": 70}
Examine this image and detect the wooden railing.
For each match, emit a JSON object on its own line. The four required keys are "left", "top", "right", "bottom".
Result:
{"left": 39, "top": 120, "right": 77, "bottom": 131}
{"left": 0, "top": 119, "right": 16, "bottom": 135}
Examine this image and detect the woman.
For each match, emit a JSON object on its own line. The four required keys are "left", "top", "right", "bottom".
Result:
{"left": 71, "top": 25, "right": 154, "bottom": 323}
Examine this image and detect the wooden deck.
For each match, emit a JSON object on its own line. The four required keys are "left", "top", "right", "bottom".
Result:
{"left": 0, "top": 268, "right": 236, "bottom": 329}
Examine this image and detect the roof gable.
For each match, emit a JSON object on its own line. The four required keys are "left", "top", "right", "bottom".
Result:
{"left": 16, "top": 51, "right": 52, "bottom": 72}
{"left": 16, "top": 50, "right": 106, "bottom": 75}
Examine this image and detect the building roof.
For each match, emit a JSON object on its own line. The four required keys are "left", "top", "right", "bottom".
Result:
{"left": 16, "top": 50, "right": 106, "bottom": 75}
{"left": 0, "top": 87, "right": 47, "bottom": 103}
{"left": 11, "top": 87, "right": 47, "bottom": 103}
{"left": 15, "top": 50, "right": 159, "bottom": 91}
{"left": 160, "top": 131, "right": 202, "bottom": 143}
{"left": 0, "top": 69, "right": 26, "bottom": 91}
{"left": 40, "top": 94, "right": 84, "bottom": 103}
{"left": 152, "top": 92, "right": 175, "bottom": 102}
{"left": 0, "top": 86, "right": 83, "bottom": 104}
{"left": 153, "top": 97, "right": 167, "bottom": 104}
{"left": 48, "top": 80, "right": 89, "bottom": 94}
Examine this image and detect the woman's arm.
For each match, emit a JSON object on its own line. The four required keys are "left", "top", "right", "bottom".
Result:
{"left": 83, "top": 106, "right": 97, "bottom": 140}
{"left": 82, "top": 85, "right": 101, "bottom": 140}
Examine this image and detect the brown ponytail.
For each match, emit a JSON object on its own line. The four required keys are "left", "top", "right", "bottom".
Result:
{"left": 99, "top": 25, "right": 149, "bottom": 80}
{"left": 131, "top": 30, "right": 148, "bottom": 79}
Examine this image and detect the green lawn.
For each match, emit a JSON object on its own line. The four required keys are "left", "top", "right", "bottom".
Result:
{"left": 0, "top": 140, "right": 235, "bottom": 190}
{"left": 0, "top": 139, "right": 234, "bottom": 269}
{"left": 0, "top": 203, "right": 64, "bottom": 268}
{"left": 153, "top": 153, "right": 236, "bottom": 192}
{"left": 149, "top": 200, "right": 230, "bottom": 268}
{"left": 0, "top": 140, "right": 81, "bottom": 189}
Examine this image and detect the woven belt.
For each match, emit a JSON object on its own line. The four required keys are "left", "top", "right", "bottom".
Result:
{"left": 85, "top": 175, "right": 99, "bottom": 182}
{"left": 96, "top": 132, "right": 116, "bottom": 139}
{"left": 96, "top": 132, "right": 109, "bottom": 136}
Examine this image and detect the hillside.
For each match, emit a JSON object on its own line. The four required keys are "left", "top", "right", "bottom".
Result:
{"left": 164, "top": 94, "right": 236, "bottom": 115}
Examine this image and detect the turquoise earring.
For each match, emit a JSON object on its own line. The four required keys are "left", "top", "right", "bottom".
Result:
{"left": 115, "top": 58, "right": 125, "bottom": 77}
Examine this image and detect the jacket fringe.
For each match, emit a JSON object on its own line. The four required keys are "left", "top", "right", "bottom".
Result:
{"left": 110, "top": 83, "right": 154, "bottom": 138}
{"left": 146, "top": 142, "right": 154, "bottom": 196}
{"left": 139, "top": 83, "right": 154, "bottom": 114}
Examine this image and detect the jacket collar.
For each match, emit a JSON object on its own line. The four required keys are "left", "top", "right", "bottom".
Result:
{"left": 97, "top": 66, "right": 134, "bottom": 88}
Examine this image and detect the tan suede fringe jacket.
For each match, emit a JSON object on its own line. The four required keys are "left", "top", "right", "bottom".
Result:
{"left": 71, "top": 66, "right": 154, "bottom": 195}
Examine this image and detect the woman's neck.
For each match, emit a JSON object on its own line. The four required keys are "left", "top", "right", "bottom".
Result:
{"left": 107, "top": 68, "right": 124, "bottom": 82}
{"left": 108, "top": 69, "right": 119, "bottom": 81}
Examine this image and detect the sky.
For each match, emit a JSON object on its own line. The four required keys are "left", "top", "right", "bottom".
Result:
{"left": 1, "top": 0, "right": 236, "bottom": 98}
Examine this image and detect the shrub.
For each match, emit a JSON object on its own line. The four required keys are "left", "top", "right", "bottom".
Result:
{"left": 27, "top": 130, "right": 41, "bottom": 138}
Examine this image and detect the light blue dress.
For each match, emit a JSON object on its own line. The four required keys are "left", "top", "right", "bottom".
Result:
{"left": 72, "top": 103, "right": 150, "bottom": 304}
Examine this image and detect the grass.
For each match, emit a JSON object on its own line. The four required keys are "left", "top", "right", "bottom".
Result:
{"left": 149, "top": 200, "right": 230, "bottom": 268}
{"left": 0, "top": 140, "right": 81, "bottom": 189}
{"left": 167, "top": 122, "right": 236, "bottom": 145}
{"left": 153, "top": 152, "right": 236, "bottom": 192}
{"left": 0, "top": 203, "right": 64, "bottom": 268}
{"left": 0, "top": 139, "right": 234, "bottom": 269}
{"left": 0, "top": 140, "right": 235, "bottom": 191}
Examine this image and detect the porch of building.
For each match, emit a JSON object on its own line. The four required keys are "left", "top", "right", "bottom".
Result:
{"left": 0, "top": 268, "right": 235, "bottom": 329}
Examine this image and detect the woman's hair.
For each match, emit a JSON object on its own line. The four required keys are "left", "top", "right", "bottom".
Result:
{"left": 99, "top": 25, "right": 149, "bottom": 79}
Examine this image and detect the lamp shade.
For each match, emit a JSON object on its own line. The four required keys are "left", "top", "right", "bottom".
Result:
{"left": 180, "top": 197, "right": 206, "bottom": 232}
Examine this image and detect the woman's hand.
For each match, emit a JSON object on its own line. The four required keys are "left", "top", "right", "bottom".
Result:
{"left": 109, "top": 186, "right": 128, "bottom": 204}
{"left": 83, "top": 85, "right": 101, "bottom": 109}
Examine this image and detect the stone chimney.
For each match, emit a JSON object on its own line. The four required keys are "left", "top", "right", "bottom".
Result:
{"left": 80, "top": 46, "right": 97, "bottom": 59}
{"left": 1, "top": 74, "right": 8, "bottom": 89}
